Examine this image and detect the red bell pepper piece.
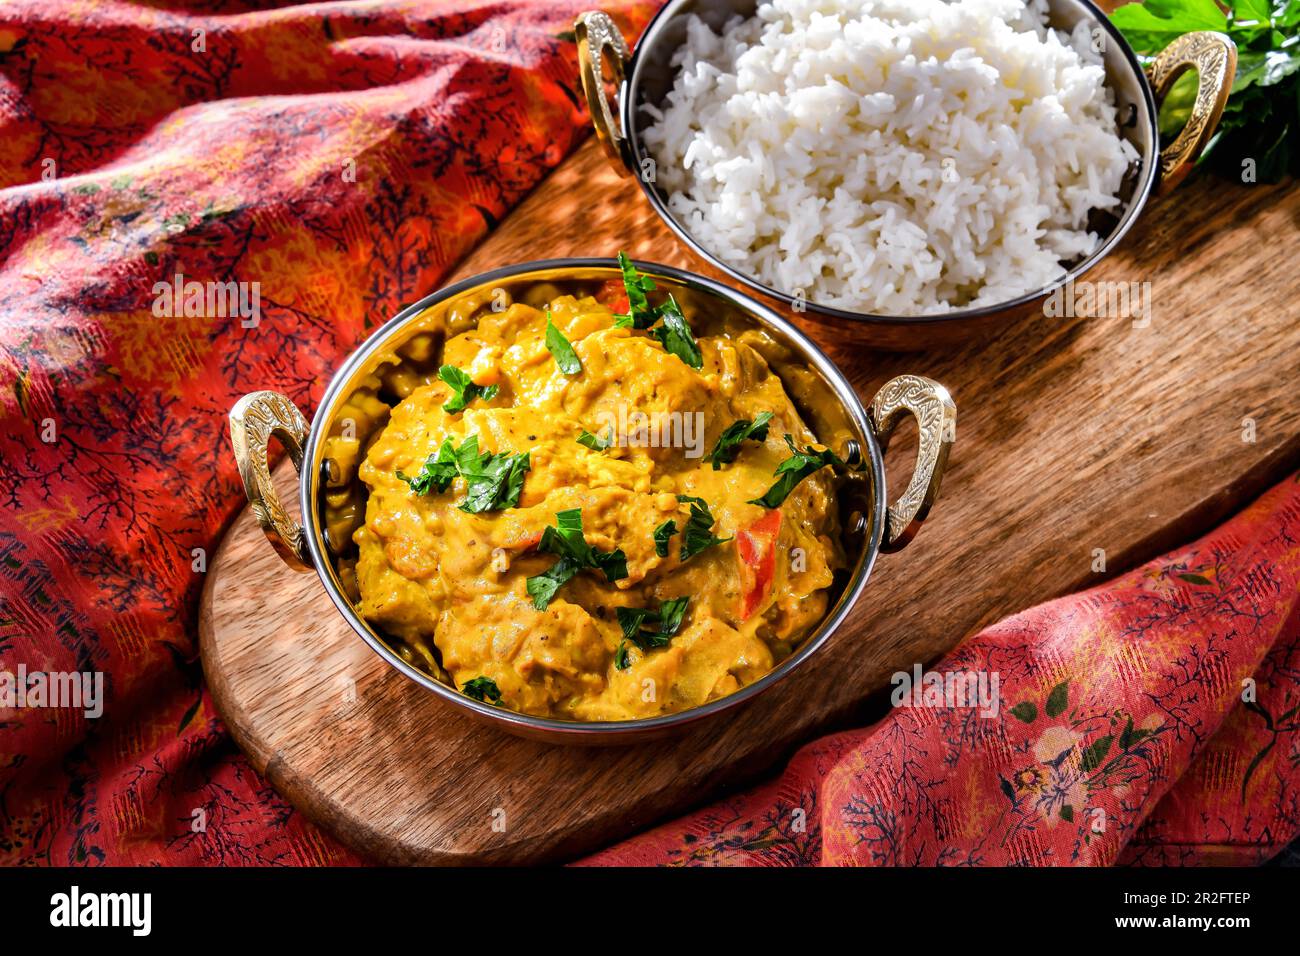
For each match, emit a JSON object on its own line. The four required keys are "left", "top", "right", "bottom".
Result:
{"left": 736, "top": 509, "right": 782, "bottom": 620}
{"left": 597, "top": 279, "right": 630, "bottom": 316}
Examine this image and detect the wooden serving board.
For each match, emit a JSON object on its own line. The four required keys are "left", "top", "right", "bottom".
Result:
{"left": 199, "top": 138, "right": 1300, "bottom": 864}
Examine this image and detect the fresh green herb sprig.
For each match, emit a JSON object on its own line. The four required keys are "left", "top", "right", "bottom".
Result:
{"left": 577, "top": 427, "right": 613, "bottom": 451}
{"left": 614, "top": 596, "right": 690, "bottom": 669}
{"left": 545, "top": 312, "right": 582, "bottom": 375}
{"left": 461, "top": 676, "right": 502, "bottom": 704}
{"left": 613, "top": 251, "right": 661, "bottom": 329}
{"left": 652, "top": 519, "right": 677, "bottom": 558}
{"left": 649, "top": 496, "right": 730, "bottom": 561}
{"left": 676, "top": 495, "right": 732, "bottom": 561}
{"left": 397, "top": 434, "right": 530, "bottom": 513}
{"left": 650, "top": 306, "right": 703, "bottom": 369}
{"left": 612, "top": 252, "right": 704, "bottom": 369}
{"left": 748, "top": 435, "right": 844, "bottom": 510}
{"left": 526, "top": 508, "right": 628, "bottom": 609}
{"left": 438, "top": 364, "right": 498, "bottom": 414}
{"left": 458, "top": 447, "right": 531, "bottom": 514}
{"left": 1110, "top": 0, "right": 1300, "bottom": 181}
{"left": 708, "top": 412, "right": 773, "bottom": 469}
{"left": 396, "top": 436, "right": 464, "bottom": 495}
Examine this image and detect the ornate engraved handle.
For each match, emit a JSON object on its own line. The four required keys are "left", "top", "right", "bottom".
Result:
{"left": 575, "top": 11, "right": 633, "bottom": 174}
{"left": 869, "top": 375, "right": 956, "bottom": 554}
{"left": 1147, "top": 31, "right": 1237, "bottom": 195}
{"left": 229, "top": 390, "right": 313, "bottom": 571}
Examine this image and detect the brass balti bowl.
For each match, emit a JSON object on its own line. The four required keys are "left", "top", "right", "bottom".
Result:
{"left": 228, "top": 259, "right": 956, "bottom": 744}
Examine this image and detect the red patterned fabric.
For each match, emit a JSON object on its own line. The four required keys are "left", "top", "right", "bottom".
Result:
{"left": 0, "top": 0, "right": 656, "bottom": 866}
{"left": 582, "top": 475, "right": 1300, "bottom": 866}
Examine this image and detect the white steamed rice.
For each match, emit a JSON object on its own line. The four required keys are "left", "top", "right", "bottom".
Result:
{"left": 641, "top": 0, "right": 1139, "bottom": 315}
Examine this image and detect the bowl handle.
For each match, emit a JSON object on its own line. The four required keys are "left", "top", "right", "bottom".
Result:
{"left": 1146, "top": 31, "right": 1237, "bottom": 195}
{"left": 229, "top": 390, "right": 313, "bottom": 572}
{"left": 869, "top": 375, "right": 956, "bottom": 554}
{"left": 575, "top": 11, "right": 633, "bottom": 174}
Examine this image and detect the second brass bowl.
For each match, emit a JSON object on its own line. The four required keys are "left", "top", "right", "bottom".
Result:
{"left": 576, "top": 0, "right": 1236, "bottom": 348}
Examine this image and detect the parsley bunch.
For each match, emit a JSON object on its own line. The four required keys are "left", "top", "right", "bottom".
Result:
{"left": 1111, "top": 0, "right": 1300, "bottom": 181}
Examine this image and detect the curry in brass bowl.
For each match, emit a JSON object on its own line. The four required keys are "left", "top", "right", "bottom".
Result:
{"left": 228, "top": 259, "right": 955, "bottom": 743}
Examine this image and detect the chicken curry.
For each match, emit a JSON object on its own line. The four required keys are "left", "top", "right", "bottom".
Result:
{"left": 323, "top": 259, "right": 850, "bottom": 721}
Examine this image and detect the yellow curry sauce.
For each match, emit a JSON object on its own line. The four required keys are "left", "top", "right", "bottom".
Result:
{"left": 330, "top": 283, "right": 845, "bottom": 721}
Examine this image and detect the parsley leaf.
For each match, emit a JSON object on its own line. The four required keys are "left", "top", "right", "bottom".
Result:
{"left": 439, "top": 364, "right": 498, "bottom": 415}
{"left": 545, "top": 312, "right": 582, "bottom": 375}
{"left": 707, "top": 411, "right": 773, "bottom": 469}
{"left": 614, "top": 251, "right": 659, "bottom": 329}
{"left": 536, "top": 508, "right": 588, "bottom": 561}
{"left": 398, "top": 434, "right": 530, "bottom": 512}
{"left": 525, "top": 555, "right": 580, "bottom": 610}
{"left": 655, "top": 595, "right": 690, "bottom": 636}
{"left": 461, "top": 676, "right": 502, "bottom": 704}
{"left": 614, "top": 641, "right": 632, "bottom": 670}
{"left": 609, "top": 254, "right": 704, "bottom": 369}
{"left": 748, "top": 434, "right": 844, "bottom": 509}
{"left": 457, "top": 448, "right": 530, "bottom": 513}
{"left": 676, "top": 494, "right": 732, "bottom": 562}
{"left": 650, "top": 297, "right": 703, "bottom": 369}
{"left": 653, "top": 519, "right": 677, "bottom": 558}
{"left": 526, "top": 509, "right": 629, "bottom": 609}
{"left": 396, "top": 436, "right": 461, "bottom": 495}
{"left": 614, "top": 596, "right": 691, "bottom": 665}
{"left": 615, "top": 606, "right": 660, "bottom": 646}
{"left": 592, "top": 547, "right": 629, "bottom": 583}
{"left": 577, "top": 427, "right": 613, "bottom": 451}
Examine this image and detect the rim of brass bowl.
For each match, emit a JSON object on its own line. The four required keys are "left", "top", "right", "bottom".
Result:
{"left": 578, "top": 0, "right": 1237, "bottom": 331}
{"left": 299, "top": 259, "right": 886, "bottom": 744}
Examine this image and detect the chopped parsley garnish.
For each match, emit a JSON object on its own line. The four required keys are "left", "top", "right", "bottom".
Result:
{"left": 748, "top": 434, "right": 844, "bottom": 509}
{"left": 676, "top": 494, "right": 732, "bottom": 562}
{"left": 545, "top": 312, "right": 582, "bottom": 375}
{"left": 526, "top": 508, "right": 628, "bottom": 609}
{"left": 461, "top": 676, "right": 502, "bottom": 704}
{"left": 611, "top": 253, "right": 704, "bottom": 370}
{"left": 438, "top": 364, "right": 498, "bottom": 414}
{"left": 613, "top": 251, "right": 659, "bottom": 330}
{"left": 396, "top": 436, "right": 462, "bottom": 495}
{"left": 653, "top": 519, "right": 677, "bottom": 558}
{"left": 650, "top": 300, "right": 703, "bottom": 370}
{"left": 577, "top": 427, "right": 613, "bottom": 451}
{"left": 707, "top": 411, "right": 773, "bottom": 469}
{"left": 613, "top": 596, "right": 691, "bottom": 668}
{"left": 457, "top": 447, "right": 531, "bottom": 514}
{"left": 396, "top": 434, "right": 530, "bottom": 513}
{"left": 525, "top": 558, "right": 581, "bottom": 612}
